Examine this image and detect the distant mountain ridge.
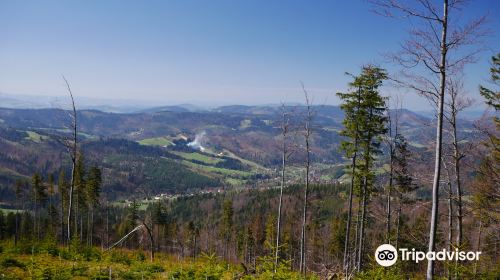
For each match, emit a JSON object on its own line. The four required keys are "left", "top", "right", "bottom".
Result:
{"left": 0, "top": 104, "right": 483, "bottom": 202}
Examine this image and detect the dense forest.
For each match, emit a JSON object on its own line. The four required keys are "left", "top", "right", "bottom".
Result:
{"left": 0, "top": 0, "right": 499, "bottom": 279}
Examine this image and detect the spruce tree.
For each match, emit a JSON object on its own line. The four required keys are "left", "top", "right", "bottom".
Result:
{"left": 338, "top": 65, "right": 387, "bottom": 273}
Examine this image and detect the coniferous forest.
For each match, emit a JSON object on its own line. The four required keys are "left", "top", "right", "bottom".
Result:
{"left": 0, "top": 1, "right": 499, "bottom": 279}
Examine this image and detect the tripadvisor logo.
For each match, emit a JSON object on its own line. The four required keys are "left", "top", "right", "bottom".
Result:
{"left": 375, "top": 244, "right": 482, "bottom": 267}
{"left": 375, "top": 244, "right": 398, "bottom": 267}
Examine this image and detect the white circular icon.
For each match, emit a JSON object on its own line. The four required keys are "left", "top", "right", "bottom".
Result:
{"left": 375, "top": 244, "right": 398, "bottom": 267}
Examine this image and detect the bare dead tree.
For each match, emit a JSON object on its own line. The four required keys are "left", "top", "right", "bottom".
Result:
{"left": 444, "top": 77, "right": 474, "bottom": 279}
{"left": 274, "top": 103, "right": 292, "bottom": 272}
{"left": 370, "top": 1, "right": 488, "bottom": 278}
{"left": 444, "top": 77, "right": 473, "bottom": 250}
{"left": 299, "top": 84, "right": 314, "bottom": 276}
{"left": 141, "top": 219, "right": 155, "bottom": 261}
{"left": 61, "top": 76, "right": 78, "bottom": 245}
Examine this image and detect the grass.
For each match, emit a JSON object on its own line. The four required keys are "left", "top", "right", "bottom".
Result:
{"left": 220, "top": 149, "right": 268, "bottom": 173}
{"left": 224, "top": 178, "right": 247, "bottom": 185}
{"left": 24, "top": 131, "right": 48, "bottom": 143}
{"left": 0, "top": 245, "right": 232, "bottom": 279}
{"left": 0, "top": 208, "right": 23, "bottom": 214}
{"left": 0, "top": 242, "right": 309, "bottom": 280}
{"left": 138, "top": 136, "right": 173, "bottom": 147}
{"left": 182, "top": 160, "right": 253, "bottom": 177}
{"left": 33, "top": 127, "right": 96, "bottom": 139}
{"left": 172, "top": 151, "right": 222, "bottom": 164}
{"left": 409, "top": 141, "right": 425, "bottom": 148}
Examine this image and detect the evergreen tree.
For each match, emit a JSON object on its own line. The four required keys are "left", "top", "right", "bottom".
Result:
{"left": 337, "top": 73, "right": 363, "bottom": 275}
{"left": 59, "top": 170, "right": 68, "bottom": 244}
{"left": 31, "top": 172, "right": 46, "bottom": 240}
{"left": 478, "top": 53, "right": 499, "bottom": 193}
{"left": 86, "top": 166, "right": 102, "bottom": 246}
{"left": 47, "top": 173, "right": 58, "bottom": 235}
{"left": 393, "top": 134, "right": 413, "bottom": 250}
{"left": 73, "top": 154, "right": 86, "bottom": 242}
{"left": 355, "top": 66, "right": 387, "bottom": 271}
{"left": 14, "top": 180, "right": 23, "bottom": 245}
{"left": 338, "top": 65, "right": 387, "bottom": 272}
{"left": 221, "top": 199, "right": 234, "bottom": 261}
{"left": 480, "top": 54, "right": 500, "bottom": 110}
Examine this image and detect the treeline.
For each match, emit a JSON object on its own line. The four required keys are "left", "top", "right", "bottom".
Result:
{"left": 0, "top": 156, "right": 102, "bottom": 247}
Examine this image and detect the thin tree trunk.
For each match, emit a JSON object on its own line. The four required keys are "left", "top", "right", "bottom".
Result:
{"left": 14, "top": 211, "right": 18, "bottom": 246}
{"left": 67, "top": 141, "right": 76, "bottom": 245}
{"left": 193, "top": 233, "right": 197, "bottom": 261}
{"left": 427, "top": 1, "right": 448, "bottom": 279}
{"left": 60, "top": 189, "right": 65, "bottom": 245}
{"left": 343, "top": 146, "right": 357, "bottom": 276}
{"left": 275, "top": 109, "right": 288, "bottom": 272}
{"left": 300, "top": 89, "right": 312, "bottom": 276}
{"left": 473, "top": 220, "right": 482, "bottom": 278}
{"left": 63, "top": 76, "right": 77, "bottom": 246}
{"left": 142, "top": 221, "right": 155, "bottom": 261}
{"left": 452, "top": 121, "right": 463, "bottom": 249}
{"left": 106, "top": 203, "right": 109, "bottom": 248}
{"left": 396, "top": 194, "right": 402, "bottom": 251}
{"left": 447, "top": 173, "right": 453, "bottom": 280}
{"left": 75, "top": 192, "right": 79, "bottom": 242}
{"left": 387, "top": 145, "right": 394, "bottom": 244}
{"left": 34, "top": 188, "right": 38, "bottom": 240}
{"left": 356, "top": 179, "right": 367, "bottom": 272}
{"left": 90, "top": 207, "right": 94, "bottom": 246}
{"left": 300, "top": 161, "right": 309, "bottom": 275}
{"left": 386, "top": 111, "right": 395, "bottom": 244}
{"left": 353, "top": 200, "right": 361, "bottom": 271}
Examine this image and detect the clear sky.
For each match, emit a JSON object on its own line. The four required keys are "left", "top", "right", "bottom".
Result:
{"left": 0, "top": 0, "right": 498, "bottom": 110}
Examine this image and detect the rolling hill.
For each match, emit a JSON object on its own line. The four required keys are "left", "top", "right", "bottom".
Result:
{"left": 0, "top": 104, "right": 476, "bottom": 203}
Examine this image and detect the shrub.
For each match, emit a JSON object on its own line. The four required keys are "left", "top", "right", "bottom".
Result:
{"left": 108, "top": 250, "right": 132, "bottom": 265}
{"left": 1, "top": 257, "right": 26, "bottom": 270}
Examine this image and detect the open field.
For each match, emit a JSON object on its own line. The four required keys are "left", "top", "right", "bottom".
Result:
{"left": 137, "top": 136, "right": 173, "bottom": 147}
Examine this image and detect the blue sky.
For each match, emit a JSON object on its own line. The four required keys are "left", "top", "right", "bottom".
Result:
{"left": 0, "top": 0, "right": 498, "bottom": 110}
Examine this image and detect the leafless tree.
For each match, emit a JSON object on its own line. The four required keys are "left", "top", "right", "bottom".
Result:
{"left": 61, "top": 76, "right": 78, "bottom": 245}
{"left": 274, "top": 103, "right": 293, "bottom": 272}
{"left": 370, "top": 1, "right": 488, "bottom": 278}
{"left": 445, "top": 77, "right": 473, "bottom": 249}
{"left": 299, "top": 84, "right": 314, "bottom": 276}
{"left": 444, "top": 77, "right": 474, "bottom": 279}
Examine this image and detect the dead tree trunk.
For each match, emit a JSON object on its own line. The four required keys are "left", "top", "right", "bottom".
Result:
{"left": 473, "top": 220, "right": 482, "bottom": 278}
{"left": 275, "top": 104, "right": 290, "bottom": 272}
{"left": 63, "top": 76, "right": 78, "bottom": 245}
{"left": 142, "top": 221, "right": 155, "bottom": 261}
{"left": 395, "top": 193, "right": 402, "bottom": 251}
{"left": 299, "top": 86, "right": 313, "bottom": 276}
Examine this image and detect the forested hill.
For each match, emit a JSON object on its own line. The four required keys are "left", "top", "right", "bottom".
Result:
{"left": 0, "top": 105, "right": 477, "bottom": 202}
